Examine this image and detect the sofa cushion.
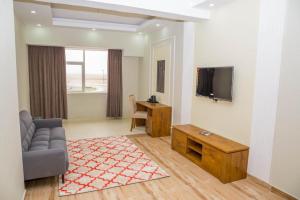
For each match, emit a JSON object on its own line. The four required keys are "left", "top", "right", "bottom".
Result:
{"left": 31, "top": 128, "right": 50, "bottom": 142}
{"left": 19, "top": 111, "right": 36, "bottom": 151}
{"left": 50, "top": 140, "right": 66, "bottom": 150}
{"left": 29, "top": 140, "right": 49, "bottom": 151}
{"left": 50, "top": 127, "right": 66, "bottom": 140}
{"left": 20, "top": 121, "right": 30, "bottom": 151}
{"left": 29, "top": 127, "right": 66, "bottom": 152}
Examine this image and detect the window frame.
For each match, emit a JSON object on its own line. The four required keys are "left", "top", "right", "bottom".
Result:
{"left": 66, "top": 47, "right": 108, "bottom": 94}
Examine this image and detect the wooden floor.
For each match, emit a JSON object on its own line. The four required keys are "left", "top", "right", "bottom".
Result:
{"left": 24, "top": 135, "right": 287, "bottom": 200}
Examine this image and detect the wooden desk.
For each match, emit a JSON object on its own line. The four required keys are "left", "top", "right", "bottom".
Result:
{"left": 172, "top": 124, "right": 249, "bottom": 183}
{"left": 136, "top": 101, "right": 172, "bottom": 137}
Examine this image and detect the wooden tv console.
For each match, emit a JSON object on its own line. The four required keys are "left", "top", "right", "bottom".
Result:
{"left": 172, "top": 124, "right": 249, "bottom": 183}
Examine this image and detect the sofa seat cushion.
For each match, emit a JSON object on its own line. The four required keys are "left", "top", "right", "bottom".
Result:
{"left": 50, "top": 140, "right": 67, "bottom": 150}
{"left": 50, "top": 127, "right": 66, "bottom": 140}
{"left": 31, "top": 128, "right": 50, "bottom": 142}
{"left": 29, "top": 127, "right": 66, "bottom": 151}
{"left": 29, "top": 141, "right": 49, "bottom": 151}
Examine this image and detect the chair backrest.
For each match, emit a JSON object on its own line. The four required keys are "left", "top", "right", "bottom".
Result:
{"left": 128, "top": 95, "right": 137, "bottom": 116}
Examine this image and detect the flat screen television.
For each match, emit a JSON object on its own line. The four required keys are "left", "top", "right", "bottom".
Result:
{"left": 196, "top": 67, "right": 233, "bottom": 101}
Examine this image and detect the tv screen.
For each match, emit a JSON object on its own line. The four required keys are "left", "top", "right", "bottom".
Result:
{"left": 196, "top": 67, "right": 233, "bottom": 101}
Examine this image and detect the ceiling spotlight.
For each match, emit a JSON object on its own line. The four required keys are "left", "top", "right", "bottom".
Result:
{"left": 36, "top": 24, "right": 41, "bottom": 27}
{"left": 31, "top": 10, "right": 36, "bottom": 14}
{"left": 92, "top": 28, "right": 96, "bottom": 31}
{"left": 209, "top": 3, "right": 215, "bottom": 7}
{"left": 156, "top": 23, "right": 160, "bottom": 27}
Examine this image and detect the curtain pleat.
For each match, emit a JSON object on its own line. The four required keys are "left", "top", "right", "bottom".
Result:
{"left": 28, "top": 45, "right": 68, "bottom": 119}
{"left": 106, "top": 49, "right": 123, "bottom": 118}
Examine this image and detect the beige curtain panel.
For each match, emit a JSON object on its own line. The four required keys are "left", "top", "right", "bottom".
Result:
{"left": 106, "top": 49, "right": 123, "bottom": 118}
{"left": 28, "top": 45, "right": 68, "bottom": 119}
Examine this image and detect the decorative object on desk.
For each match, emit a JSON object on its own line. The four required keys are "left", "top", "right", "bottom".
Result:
{"left": 147, "top": 95, "right": 159, "bottom": 103}
{"left": 156, "top": 60, "right": 165, "bottom": 93}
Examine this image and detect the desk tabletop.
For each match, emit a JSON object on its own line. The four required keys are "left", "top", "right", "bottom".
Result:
{"left": 136, "top": 101, "right": 171, "bottom": 109}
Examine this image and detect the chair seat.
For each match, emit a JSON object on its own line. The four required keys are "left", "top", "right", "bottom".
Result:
{"left": 133, "top": 111, "right": 147, "bottom": 119}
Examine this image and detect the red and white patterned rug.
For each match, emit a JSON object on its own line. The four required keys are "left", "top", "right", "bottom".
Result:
{"left": 58, "top": 136, "right": 169, "bottom": 196}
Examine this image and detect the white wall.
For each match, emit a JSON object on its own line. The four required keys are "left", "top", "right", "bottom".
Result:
{"left": 248, "top": 0, "right": 287, "bottom": 183}
{"left": 15, "top": 18, "right": 30, "bottom": 111}
{"left": 23, "top": 24, "right": 145, "bottom": 57}
{"left": 181, "top": 22, "right": 195, "bottom": 124}
{"left": 0, "top": 0, "right": 25, "bottom": 199}
{"left": 192, "top": 0, "right": 260, "bottom": 145}
{"left": 270, "top": 0, "right": 300, "bottom": 198}
{"left": 138, "top": 34, "right": 152, "bottom": 101}
{"left": 16, "top": 24, "right": 144, "bottom": 119}
{"left": 151, "top": 39, "right": 172, "bottom": 105}
{"left": 191, "top": 1, "right": 299, "bottom": 197}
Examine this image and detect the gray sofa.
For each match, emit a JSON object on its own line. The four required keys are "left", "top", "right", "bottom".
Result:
{"left": 19, "top": 110, "right": 69, "bottom": 182}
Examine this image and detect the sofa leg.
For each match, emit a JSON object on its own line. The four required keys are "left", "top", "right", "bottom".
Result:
{"left": 62, "top": 174, "right": 65, "bottom": 184}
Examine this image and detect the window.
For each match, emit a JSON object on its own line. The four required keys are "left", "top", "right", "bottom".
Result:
{"left": 66, "top": 49, "right": 108, "bottom": 93}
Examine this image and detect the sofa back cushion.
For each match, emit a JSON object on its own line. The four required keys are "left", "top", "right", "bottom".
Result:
{"left": 19, "top": 110, "right": 36, "bottom": 151}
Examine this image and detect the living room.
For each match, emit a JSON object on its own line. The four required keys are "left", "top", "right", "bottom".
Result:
{"left": 1, "top": 0, "right": 299, "bottom": 200}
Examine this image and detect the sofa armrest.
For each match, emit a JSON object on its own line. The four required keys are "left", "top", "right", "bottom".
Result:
{"left": 33, "top": 118, "right": 62, "bottom": 129}
{"left": 22, "top": 149, "right": 67, "bottom": 180}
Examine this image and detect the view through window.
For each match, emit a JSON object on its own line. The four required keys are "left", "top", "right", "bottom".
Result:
{"left": 66, "top": 49, "right": 108, "bottom": 93}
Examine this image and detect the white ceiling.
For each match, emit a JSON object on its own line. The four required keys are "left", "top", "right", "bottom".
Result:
{"left": 14, "top": 1, "right": 161, "bottom": 32}
{"left": 51, "top": 5, "right": 151, "bottom": 25}
{"left": 14, "top": 1, "right": 53, "bottom": 26}
{"left": 14, "top": 0, "right": 228, "bottom": 32}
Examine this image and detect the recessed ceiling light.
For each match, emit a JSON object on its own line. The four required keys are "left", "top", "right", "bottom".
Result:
{"left": 156, "top": 23, "right": 160, "bottom": 27}
{"left": 36, "top": 24, "right": 41, "bottom": 27}
{"left": 209, "top": 3, "right": 215, "bottom": 7}
{"left": 92, "top": 28, "right": 96, "bottom": 31}
{"left": 31, "top": 10, "right": 36, "bottom": 14}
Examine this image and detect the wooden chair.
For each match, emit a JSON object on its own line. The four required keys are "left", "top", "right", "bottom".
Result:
{"left": 129, "top": 95, "right": 147, "bottom": 131}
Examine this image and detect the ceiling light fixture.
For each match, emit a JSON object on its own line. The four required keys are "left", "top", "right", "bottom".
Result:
{"left": 31, "top": 10, "right": 36, "bottom": 14}
{"left": 36, "top": 24, "right": 41, "bottom": 27}
{"left": 92, "top": 28, "right": 96, "bottom": 31}
{"left": 209, "top": 3, "right": 215, "bottom": 7}
{"left": 156, "top": 23, "right": 160, "bottom": 27}
{"left": 138, "top": 32, "right": 143, "bottom": 35}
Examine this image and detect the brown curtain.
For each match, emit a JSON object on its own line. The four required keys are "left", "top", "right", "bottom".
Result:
{"left": 106, "top": 49, "right": 123, "bottom": 118}
{"left": 28, "top": 45, "right": 68, "bottom": 119}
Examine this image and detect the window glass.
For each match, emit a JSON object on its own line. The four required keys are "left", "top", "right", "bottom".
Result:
{"left": 85, "top": 50, "right": 108, "bottom": 92}
{"left": 66, "top": 64, "right": 82, "bottom": 92}
{"left": 66, "top": 49, "right": 83, "bottom": 62}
